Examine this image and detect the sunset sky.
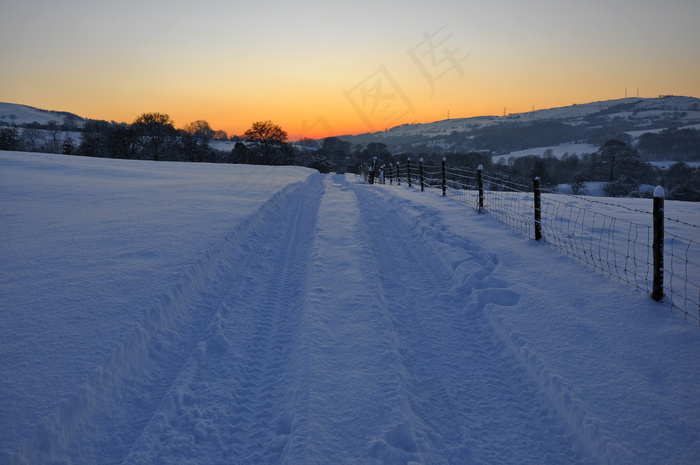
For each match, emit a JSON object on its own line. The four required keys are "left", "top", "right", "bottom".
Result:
{"left": 2, "top": 0, "right": 699, "bottom": 140}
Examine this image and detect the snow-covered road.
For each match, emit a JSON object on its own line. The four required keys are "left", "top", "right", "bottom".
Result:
{"left": 3, "top": 153, "right": 699, "bottom": 464}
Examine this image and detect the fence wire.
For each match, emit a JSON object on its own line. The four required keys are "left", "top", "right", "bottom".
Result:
{"left": 362, "top": 162, "right": 700, "bottom": 325}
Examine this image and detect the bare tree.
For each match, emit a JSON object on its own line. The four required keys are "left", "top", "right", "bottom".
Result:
{"left": 184, "top": 120, "right": 214, "bottom": 145}
{"left": 43, "top": 120, "right": 62, "bottom": 153}
{"left": 243, "top": 120, "right": 289, "bottom": 165}
{"left": 132, "top": 113, "right": 176, "bottom": 161}
{"left": 21, "top": 127, "right": 44, "bottom": 152}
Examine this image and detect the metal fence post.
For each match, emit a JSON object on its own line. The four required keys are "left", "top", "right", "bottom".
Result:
{"left": 442, "top": 157, "right": 447, "bottom": 196}
{"left": 652, "top": 186, "right": 665, "bottom": 301}
{"left": 419, "top": 158, "right": 425, "bottom": 192}
{"left": 478, "top": 165, "right": 484, "bottom": 213}
{"left": 534, "top": 177, "right": 542, "bottom": 241}
{"left": 407, "top": 158, "right": 412, "bottom": 188}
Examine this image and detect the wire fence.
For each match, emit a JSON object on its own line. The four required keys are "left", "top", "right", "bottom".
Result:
{"left": 363, "top": 158, "right": 700, "bottom": 325}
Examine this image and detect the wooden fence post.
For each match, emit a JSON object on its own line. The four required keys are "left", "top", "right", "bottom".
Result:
{"left": 652, "top": 186, "right": 665, "bottom": 301}
{"left": 534, "top": 177, "right": 542, "bottom": 241}
{"left": 389, "top": 163, "right": 393, "bottom": 185}
{"left": 419, "top": 158, "right": 425, "bottom": 192}
{"left": 478, "top": 165, "right": 484, "bottom": 213}
{"left": 369, "top": 157, "right": 377, "bottom": 184}
{"left": 442, "top": 157, "right": 447, "bottom": 196}
{"left": 396, "top": 162, "right": 401, "bottom": 186}
{"left": 407, "top": 158, "right": 412, "bottom": 188}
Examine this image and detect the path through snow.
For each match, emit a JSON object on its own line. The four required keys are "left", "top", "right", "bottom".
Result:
{"left": 4, "top": 158, "right": 699, "bottom": 464}
{"left": 118, "top": 174, "right": 588, "bottom": 464}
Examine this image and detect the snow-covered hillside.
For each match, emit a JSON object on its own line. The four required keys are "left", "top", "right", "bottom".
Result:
{"left": 337, "top": 96, "right": 700, "bottom": 160}
{"left": 377, "top": 96, "right": 700, "bottom": 139}
{"left": 1, "top": 152, "right": 699, "bottom": 464}
{"left": 491, "top": 142, "right": 600, "bottom": 162}
{"left": 0, "top": 102, "right": 83, "bottom": 127}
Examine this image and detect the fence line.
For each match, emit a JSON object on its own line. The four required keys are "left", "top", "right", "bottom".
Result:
{"left": 361, "top": 161, "right": 700, "bottom": 325}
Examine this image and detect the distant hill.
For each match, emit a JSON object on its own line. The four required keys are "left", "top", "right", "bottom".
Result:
{"left": 0, "top": 102, "right": 84, "bottom": 127}
{"left": 337, "top": 96, "right": 700, "bottom": 157}
{"left": 4, "top": 96, "right": 700, "bottom": 160}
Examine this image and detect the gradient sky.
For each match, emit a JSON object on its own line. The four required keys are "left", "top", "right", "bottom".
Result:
{"left": 2, "top": 0, "right": 699, "bottom": 140}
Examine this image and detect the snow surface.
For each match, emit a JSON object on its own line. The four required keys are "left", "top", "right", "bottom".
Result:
{"left": 1, "top": 151, "right": 700, "bottom": 465}
{"left": 493, "top": 143, "right": 598, "bottom": 163}
{"left": 0, "top": 103, "right": 82, "bottom": 127}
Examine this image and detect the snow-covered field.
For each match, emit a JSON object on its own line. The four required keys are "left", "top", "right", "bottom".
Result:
{"left": 1, "top": 151, "right": 699, "bottom": 464}
{"left": 492, "top": 143, "right": 599, "bottom": 163}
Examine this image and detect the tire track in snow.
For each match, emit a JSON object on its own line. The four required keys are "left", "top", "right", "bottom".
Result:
{"left": 11, "top": 175, "right": 322, "bottom": 465}
{"left": 120, "top": 173, "right": 324, "bottom": 464}
{"left": 351, "top": 182, "right": 592, "bottom": 464}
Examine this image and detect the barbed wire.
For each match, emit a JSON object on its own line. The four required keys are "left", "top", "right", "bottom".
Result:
{"left": 558, "top": 192, "right": 700, "bottom": 228}
{"left": 362, "top": 161, "right": 700, "bottom": 325}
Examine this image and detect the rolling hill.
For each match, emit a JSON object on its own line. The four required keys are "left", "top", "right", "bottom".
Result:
{"left": 336, "top": 95, "right": 700, "bottom": 156}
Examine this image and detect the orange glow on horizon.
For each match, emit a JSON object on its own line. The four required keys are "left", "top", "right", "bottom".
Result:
{"left": 12, "top": 74, "right": 700, "bottom": 144}
{"left": 3, "top": 0, "right": 699, "bottom": 144}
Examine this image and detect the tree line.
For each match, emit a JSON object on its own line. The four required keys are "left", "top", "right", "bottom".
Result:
{"left": 0, "top": 113, "right": 226, "bottom": 162}
{"left": 1, "top": 115, "right": 698, "bottom": 201}
{"left": 0, "top": 115, "right": 391, "bottom": 174}
{"left": 362, "top": 140, "right": 700, "bottom": 201}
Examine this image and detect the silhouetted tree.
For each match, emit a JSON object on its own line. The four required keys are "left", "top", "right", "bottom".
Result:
{"left": 637, "top": 128, "right": 700, "bottom": 162}
{"left": 79, "top": 120, "right": 111, "bottom": 157}
{"left": 184, "top": 120, "right": 214, "bottom": 144}
{"left": 20, "top": 128, "right": 43, "bottom": 152}
{"left": 661, "top": 162, "right": 700, "bottom": 201}
{"left": 132, "top": 112, "right": 176, "bottom": 161}
{"left": 596, "top": 140, "right": 641, "bottom": 182}
{"left": 363, "top": 142, "right": 392, "bottom": 166}
{"left": 603, "top": 175, "right": 640, "bottom": 197}
{"left": 61, "top": 114, "right": 80, "bottom": 131}
{"left": 0, "top": 127, "right": 20, "bottom": 150}
{"left": 109, "top": 123, "right": 139, "bottom": 159}
{"left": 319, "top": 137, "right": 352, "bottom": 171}
{"left": 243, "top": 120, "right": 290, "bottom": 165}
{"left": 44, "top": 120, "right": 62, "bottom": 153}
{"left": 61, "top": 135, "right": 76, "bottom": 155}
{"left": 181, "top": 120, "right": 215, "bottom": 162}
{"left": 230, "top": 141, "right": 249, "bottom": 164}
{"left": 570, "top": 172, "right": 589, "bottom": 195}
{"left": 213, "top": 130, "right": 228, "bottom": 141}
